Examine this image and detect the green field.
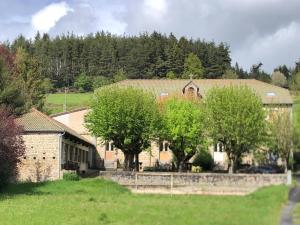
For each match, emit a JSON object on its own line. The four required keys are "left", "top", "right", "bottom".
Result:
{"left": 0, "top": 179, "right": 288, "bottom": 225}
{"left": 294, "top": 95, "right": 300, "bottom": 126}
{"left": 45, "top": 92, "right": 93, "bottom": 114}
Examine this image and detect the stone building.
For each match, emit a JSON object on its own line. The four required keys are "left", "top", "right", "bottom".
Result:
{"left": 52, "top": 79, "right": 293, "bottom": 170}
{"left": 16, "top": 108, "right": 97, "bottom": 181}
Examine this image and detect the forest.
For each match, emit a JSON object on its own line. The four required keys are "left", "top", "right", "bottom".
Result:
{"left": 0, "top": 31, "right": 300, "bottom": 114}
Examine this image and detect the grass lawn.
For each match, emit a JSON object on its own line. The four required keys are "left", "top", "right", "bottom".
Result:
{"left": 45, "top": 92, "right": 93, "bottom": 114}
{"left": 0, "top": 179, "right": 288, "bottom": 225}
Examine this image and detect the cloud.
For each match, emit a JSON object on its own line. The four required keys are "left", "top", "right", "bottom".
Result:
{"left": 232, "top": 22, "right": 300, "bottom": 71}
{"left": 144, "top": 0, "right": 167, "bottom": 15}
{"left": 31, "top": 2, "right": 73, "bottom": 33}
{"left": 47, "top": 0, "right": 127, "bottom": 36}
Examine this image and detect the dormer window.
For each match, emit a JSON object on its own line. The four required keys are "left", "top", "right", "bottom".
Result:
{"left": 160, "top": 92, "right": 169, "bottom": 97}
{"left": 186, "top": 87, "right": 195, "bottom": 97}
{"left": 266, "top": 92, "right": 276, "bottom": 97}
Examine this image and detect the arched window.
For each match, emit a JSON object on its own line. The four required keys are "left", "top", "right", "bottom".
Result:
{"left": 186, "top": 87, "right": 195, "bottom": 97}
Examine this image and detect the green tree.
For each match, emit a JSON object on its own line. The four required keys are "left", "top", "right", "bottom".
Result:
{"left": 0, "top": 58, "right": 26, "bottom": 115}
{"left": 271, "top": 71, "right": 287, "bottom": 87}
{"left": 86, "top": 87, "right": 159, "bottom": 171}
{"left": 113, "top": 68, "right": 127, "bottom": 82}
{"left": 182, "top": 53, "right": 204, "bottom": 79}
{"left": 166, "top": 71, "right": 176, "bottom": 79}
{"left": 222, "top": 69, "right": 238, "bottom": 79}
{"left": 93, "top": 76, "right": 113, "bottom": 90}
{"left": 269, "top": 111, "right": 293, "bottom": 172}
{"left": 13, "top": 47, "right": 47, "bottom": 111}
{"left": 160, "top": 97, "right": 206, "bottom": 171}
{"left": 291, "top": 71, "right": 300, "bottom": 91}
{"left": 205, "top": 86, "right": 267, "bottom": 173}
{"left": 74, "top": 73, "right": 93, "bottom": 92}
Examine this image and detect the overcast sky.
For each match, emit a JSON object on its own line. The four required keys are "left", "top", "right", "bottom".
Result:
{"left": 0, "top": 0, "right": 299, "bottom": 72}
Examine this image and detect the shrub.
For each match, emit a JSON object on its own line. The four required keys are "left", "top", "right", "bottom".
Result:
{"left": 0, "top": 106, "right": 25, "bottom": 189}
{"left": 191, "top": 166, "right": 202, "bottom": 173}
{"left": 63, "top": 172, "right": 80, "bottom": 181}
{"left": 192, "top": 150, "right": 214, "bottom": 171}
{"left": 74, "top": 73, "right": 93, "bottom": 92}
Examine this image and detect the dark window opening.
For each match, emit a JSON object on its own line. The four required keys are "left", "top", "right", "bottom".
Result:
{"left": 159, "top": 142, "right": 163, "bottom": 151}
{"left": 164, "top": 143, "right": 169, "bottom": 151}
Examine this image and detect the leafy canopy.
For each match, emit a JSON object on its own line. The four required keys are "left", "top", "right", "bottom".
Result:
{"left": 269, "top": 111, "right": 293, "bottom": 171}
{"left": 160, "top": 97, "right": 206, "bottom": 170}
{"left": 86, "top": 86, "right": 159, "bottom": 158}
{"left": 205, "top": 86, "right": 267, "bottom": 172}
{"left": 183, "top": 53, "right": 204, "bottom": 79}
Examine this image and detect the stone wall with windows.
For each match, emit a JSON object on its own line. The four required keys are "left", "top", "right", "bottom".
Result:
{"left": 18, "top": 133, "right": 92, "bottom": 182}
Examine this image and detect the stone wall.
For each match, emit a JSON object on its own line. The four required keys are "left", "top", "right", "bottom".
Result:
{"left": 99, "top": 171, "right": 289, "bottom": 195}
{"left": 18, "top": 133, "right": 61, "bottom": 182}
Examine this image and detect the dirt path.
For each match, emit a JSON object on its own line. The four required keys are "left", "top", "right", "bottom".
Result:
{"left": 280, "top": 175, "right": 300, "bottom": 225}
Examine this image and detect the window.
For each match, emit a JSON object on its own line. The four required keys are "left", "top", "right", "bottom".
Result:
{"left": 159, "top": 142, "right": 163, "bottom": 151}
{"left": 105, "top": 142, "right": 109, "bottom": 151}
{"left": 186, "top": 87, "right": 195, "bottom": 97}
{"left": 86, "top": 152, "right": 89, "bottom": 163}
{"left": 164, "top": 143, "right": 169, "bottom": 151}
{"left": 79, "top": 150, "right": 82, "bottom": 162}
{"left": 69, "top": 146, "right": 74, "bottom": 161}
{"left": 64, "top": 144, "right": 69, "bottom": 161}
{"left": 110, "top": 143, "right": 114, "bottom": 151}
{"left": 75, "top": 148, "right": 78, "bottom": 161}
{"left": 214, "top": 143, "right": 223, "bottom": 152}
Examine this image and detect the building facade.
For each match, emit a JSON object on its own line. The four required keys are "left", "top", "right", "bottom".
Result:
{"left": 52, "top": 79, "right": 293, "bottom": 170}
{"left": 16, "top": 109, "right": 97, "bottom": 181}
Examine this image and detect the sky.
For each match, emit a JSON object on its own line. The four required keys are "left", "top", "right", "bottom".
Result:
{"left": 0, "top": 0, "right": 299, "bottom": 72}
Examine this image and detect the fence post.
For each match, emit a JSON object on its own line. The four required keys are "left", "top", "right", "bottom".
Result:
{"left": 170, "top": 173, "right": 173, "bottom": 195}
{"left": 135, "top": 173, "right": 138, "bottom": 191}
{"left": 287, "top": 170, "right": 292, "bottom": 185}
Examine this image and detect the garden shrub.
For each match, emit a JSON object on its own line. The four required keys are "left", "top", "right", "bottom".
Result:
{"left": 192, "top": 150, "right": 214, "bottom": 171}
{"left": 63, "top": 172, "right": 80, "bottom": 181}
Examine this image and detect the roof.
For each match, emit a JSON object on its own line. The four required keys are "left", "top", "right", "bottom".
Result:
{"left": 16, "top": 109, "right": 95, "bottom": 147}
{"left": 115, "top": 79, "right": 293, "bottom": 105}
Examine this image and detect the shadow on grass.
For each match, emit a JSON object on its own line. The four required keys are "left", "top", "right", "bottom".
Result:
{"left": 0, "top": 182, "right": 50, "bottom": 200}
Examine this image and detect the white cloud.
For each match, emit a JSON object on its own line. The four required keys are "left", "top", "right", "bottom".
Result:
{"left": 143, "top": 0, "right": 167, "bottom": 18}
{"left": 31, "top": 2, "right": 73, "bottom": 33}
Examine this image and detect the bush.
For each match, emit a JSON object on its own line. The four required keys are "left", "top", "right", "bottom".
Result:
{"left": 63, "top": 172, "right": 80, "bottom": 181}
{"left": 93, "top": 76, "right": 113, "bottom": 90}
{"left": 192, "top": 150, "right": 214, "bottom": 171}
{"left": 74, "top": 73, "right": 93, "bottom": 92}
{"left": 0, "top": 107, "right": 25, "bottom": 189}
{"left": 191, "top": 166, "right": 202, "bottom": 173}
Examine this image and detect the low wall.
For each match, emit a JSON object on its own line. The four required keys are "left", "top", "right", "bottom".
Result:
{"left": 99, "top": 171, "right": 290, "bottom": 195}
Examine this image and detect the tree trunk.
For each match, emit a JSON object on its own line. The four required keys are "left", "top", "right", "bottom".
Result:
{"left": 135, "top": 153, "right": 139, "bottom": 172}
{"left": 283, "top": 158, "right": 288, "bottom": 173}
{"left": 178, "top": 160, "right": 184, "bottom": 172}
{"left": 128, "top": 153, "right": 134, "bottom": 171}
{"left": 228, "top": 158, "right": 236, "bottom": 174}
{"left": 123, "top": 153, "right": 129, "bottom": 171}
